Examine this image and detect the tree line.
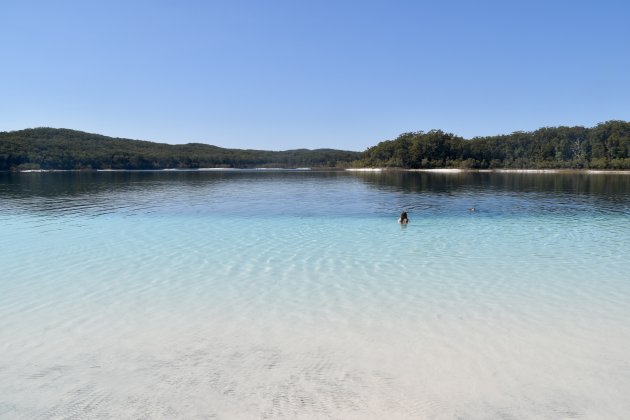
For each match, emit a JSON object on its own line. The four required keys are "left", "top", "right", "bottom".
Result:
{"left": 357, "top": 121, "right": 630, "bottom": 169}
{"left": 0, "top": 128, "right": 360, "bottom": 170}
{"left": 1, "top": 121, "right": 629, "bottom": 171}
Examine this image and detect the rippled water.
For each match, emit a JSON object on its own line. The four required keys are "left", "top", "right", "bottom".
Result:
{"left": 1, "top": 171, "right": 630, "bottom": 419}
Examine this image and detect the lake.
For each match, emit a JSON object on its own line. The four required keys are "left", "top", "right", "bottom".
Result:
{"left": 1, "top": 170, "right": 629, "bottom": 419}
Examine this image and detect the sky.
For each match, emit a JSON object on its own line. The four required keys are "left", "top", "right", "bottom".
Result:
{"left": 1, "top": 0, "right": 629, "bottom": 151}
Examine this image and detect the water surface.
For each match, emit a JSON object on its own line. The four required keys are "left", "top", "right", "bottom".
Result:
{"left": 1, "top": 171, "right": 629, "bottom": 419}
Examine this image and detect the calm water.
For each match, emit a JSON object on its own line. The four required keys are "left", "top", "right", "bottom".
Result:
{"left": 1, "top": 171, "right": 629, "bottom": 419}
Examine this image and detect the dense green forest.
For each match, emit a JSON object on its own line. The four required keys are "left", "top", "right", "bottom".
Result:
{"left": 357, "top": 120, "right": 630, "bottom": 169}
{"left": 1, "top": 121, "right": 629, "bottom": 171}
{"left": 0, "top": 128, "right": 360, "bottom": 170}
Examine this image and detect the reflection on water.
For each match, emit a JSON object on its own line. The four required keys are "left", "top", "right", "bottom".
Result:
{"left": 1, "top": 170, "right": 630, "bottom": 419}
{"left": 1, "top": 170, "right": 629, "bottom": 219}
{"left": 4, "top": 169, "right": 630, "bottom": 196}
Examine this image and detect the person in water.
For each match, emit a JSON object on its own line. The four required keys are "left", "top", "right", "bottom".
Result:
{"left": 398, "top": 211, "right": 409, "bottom": 224}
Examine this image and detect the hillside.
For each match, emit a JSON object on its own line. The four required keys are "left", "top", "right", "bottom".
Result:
{"left": 357, "top": 121, "right": 630, "bottom": 170}
{"left": 0, "top": 128, "right": 361, "bottom": 170}
{"left": 2, "top": 122, "right": 630, "bottom": 171}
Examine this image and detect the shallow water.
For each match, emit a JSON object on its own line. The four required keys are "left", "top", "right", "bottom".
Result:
{"left": 1, "top": 171, "right": 630, "bottom": 419}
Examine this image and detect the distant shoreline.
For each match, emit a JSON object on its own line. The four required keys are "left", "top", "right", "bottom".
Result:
{"left": 6, "top": 168, "right": 630, "bottom": 174}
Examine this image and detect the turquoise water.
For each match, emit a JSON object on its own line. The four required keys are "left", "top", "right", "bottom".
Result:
{"left": 1, "top": 171, "right": 630, "bottom": 419}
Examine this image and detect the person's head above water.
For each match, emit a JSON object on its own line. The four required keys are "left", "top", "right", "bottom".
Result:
{"left": 398, "top": 211, "right": 409, "bottom": 224}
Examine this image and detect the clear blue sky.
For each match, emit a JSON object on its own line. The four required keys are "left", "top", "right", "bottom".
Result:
{"left": 1, "top": 0, "right": 629, "bottom": 151}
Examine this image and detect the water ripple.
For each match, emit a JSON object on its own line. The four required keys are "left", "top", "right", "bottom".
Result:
{"left": 1, "top": 171, "right": 630, "bottom": 418}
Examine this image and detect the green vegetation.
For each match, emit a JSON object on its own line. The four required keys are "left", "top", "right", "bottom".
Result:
{"left": 2, "top": 122, "right": 629, "bottom": 171}
{"left": 0, "top": 128, "right": 360, "bottom": 171}
{"left": 357, "top": 121, "right": 630, "bottom": 169}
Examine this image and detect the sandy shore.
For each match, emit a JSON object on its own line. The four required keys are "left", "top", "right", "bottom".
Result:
{"left": 346, "top": 168, "right": 630, "bottom": 174}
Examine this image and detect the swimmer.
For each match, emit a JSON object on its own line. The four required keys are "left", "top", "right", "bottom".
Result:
{"left": 398, "top": 211, "right": 409, "bottom": 224}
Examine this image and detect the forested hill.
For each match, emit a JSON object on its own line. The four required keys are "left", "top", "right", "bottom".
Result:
{"left": 2, "top": 122, "right": 630, "bottom": 171}
{"left": 357, "top": 120, "right": 630, "bottom": 169}
{"left": 0, "top": 128, "right": 361, "bottom": 170}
